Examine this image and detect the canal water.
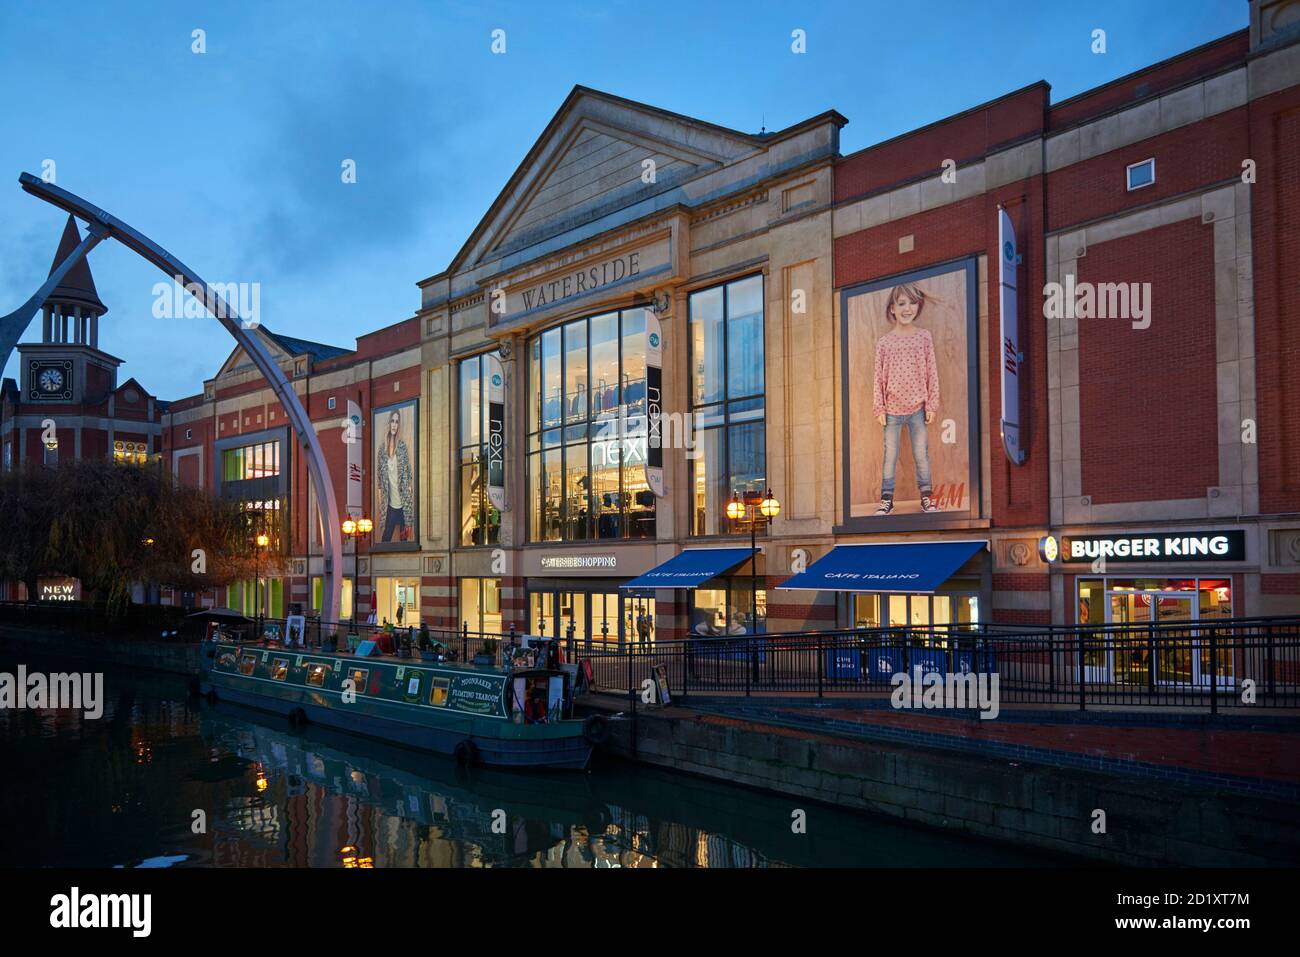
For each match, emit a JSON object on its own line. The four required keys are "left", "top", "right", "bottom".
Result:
{"left": 0, "top": 657, "right": 1064, "bottom": 868}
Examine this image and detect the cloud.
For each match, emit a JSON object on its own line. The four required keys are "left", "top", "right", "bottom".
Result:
{"left": 237, "top": 55, "right": 481, "bottom": 280}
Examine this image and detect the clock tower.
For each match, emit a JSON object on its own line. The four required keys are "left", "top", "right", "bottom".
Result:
{"left": 18, "top": 215, "right": 115, "bottom": 404}
{"left": 2, "top": 215, "right": 162, "bottom": 472}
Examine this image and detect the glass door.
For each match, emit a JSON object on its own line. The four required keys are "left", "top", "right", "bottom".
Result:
{"left": 591, "top": 592, "right": 620, "bottom": 648}
{"left": 529, "top": 591, "right": 556, "bottom": 637}
{"left": 558, "top": 592, "right": 587, "bottom": 646}
{"left": 1152, "top": 594, "right": 1195, "bottom": 685}
{"left": 626, "top": 595, "right": 655, "bottom": 648}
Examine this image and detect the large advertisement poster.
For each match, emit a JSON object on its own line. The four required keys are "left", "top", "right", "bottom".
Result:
{"left": 372, "top": 399, "right": 418, "bottom": 548}
{"left": 841, "top": 258, "right": 979, "bottom": 525}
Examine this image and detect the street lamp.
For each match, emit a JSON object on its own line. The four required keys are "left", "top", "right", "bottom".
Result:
{"left": 341, "top": 517, "right": 372, "bottom": 631}
{"left": 725, "top": 488, "right": 780, "bottom": 635}
{"left": 253, "top": 531, "right": 269, "bottom": 635}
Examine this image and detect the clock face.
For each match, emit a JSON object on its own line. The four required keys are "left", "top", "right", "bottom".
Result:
{"left": 39, "top": 368, "right": 64, "bottom": 393}
{"left": 28, "top": 360, "right": 73, "bottom": 400}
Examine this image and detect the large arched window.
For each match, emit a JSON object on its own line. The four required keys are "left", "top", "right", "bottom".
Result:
{"left": 527, "top": 308, "right": 656, "bottom": 542}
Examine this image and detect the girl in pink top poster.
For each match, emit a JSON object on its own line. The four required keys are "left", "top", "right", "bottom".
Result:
{"left": 872, "top": 282, "right": 940, "bottom": 514}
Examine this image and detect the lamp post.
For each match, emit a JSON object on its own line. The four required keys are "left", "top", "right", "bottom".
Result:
{"left": 725, "top": 488, "right": 781, "bottom": 635}
{"left": 341, "top": 517, "right": 372, "bottom": 631}
{"left": 253, "top": 532, "right": 268, "bottom": 634}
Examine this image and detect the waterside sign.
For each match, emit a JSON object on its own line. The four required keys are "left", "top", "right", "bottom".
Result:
{"left": 490, "top": 237, "right": 673, "bottom": 330}
{"left": 540, "top": 555, "right": 617, "bottom": 570}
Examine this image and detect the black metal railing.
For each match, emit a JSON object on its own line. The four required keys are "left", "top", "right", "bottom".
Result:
{"left": 569, "top": 617, "right": 1300, "bottom": 713}
{"left": 5, "top": 601, "right": 1297, "bottom": 712}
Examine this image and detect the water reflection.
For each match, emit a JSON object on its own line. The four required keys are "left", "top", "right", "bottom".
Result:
{"left": 0, "top": 660, "right": 1061, "bottom": 868}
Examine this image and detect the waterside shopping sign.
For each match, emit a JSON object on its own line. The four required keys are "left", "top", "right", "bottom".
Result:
{"left": 489, "top": 237, "right": 673, "bottom": 332}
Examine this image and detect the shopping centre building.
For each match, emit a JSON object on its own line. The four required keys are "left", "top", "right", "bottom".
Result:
{"left": 159, "top": 3, "right": 1300, "bottom": 654}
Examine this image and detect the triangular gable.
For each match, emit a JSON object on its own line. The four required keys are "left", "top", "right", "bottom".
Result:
{"left": 114, "top": 376, "right": 153, "bottom": 400}
{"left": 213, "top": 328, "right": 293, "bottom": 378}
{"left": 453, "top": 87, "right": 764, "bottom": 271}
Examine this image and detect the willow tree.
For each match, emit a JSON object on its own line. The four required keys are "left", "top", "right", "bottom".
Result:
{"left": 0, "top": 461, "right": 280, "bottom": 614}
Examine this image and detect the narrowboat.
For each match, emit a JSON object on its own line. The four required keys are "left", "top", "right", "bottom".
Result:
{"left": 198, "top": 636, "right": 602, "bottom": 770}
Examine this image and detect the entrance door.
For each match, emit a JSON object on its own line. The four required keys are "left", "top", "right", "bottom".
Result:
{"left": 591, "top": 592, "right": 620, "bottom": 647}
{"left": 626, "top": 595, "right": 655, "bottom": 649}
{"left": 1102, "top": 589, "right": 1229, "bottom": 688}
{"left": 558, "top": 592, "right": 587, "bottom": 646}
{"left": 1152, "top": 594, "right": 1196, "bottom": 686}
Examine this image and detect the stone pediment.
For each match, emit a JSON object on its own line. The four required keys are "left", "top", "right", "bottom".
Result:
{"left": 213, "top": 329, "right": 291, "bottom": 379}
{"left": 456, "top": 87, "right": 764, "bottom": 270}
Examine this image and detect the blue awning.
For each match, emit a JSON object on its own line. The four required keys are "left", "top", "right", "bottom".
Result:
{"left": 621, "top": 547, "right": 754, "bottom": 590}
{"left": 777, "top": 541, "right": 988, "bottom": 593}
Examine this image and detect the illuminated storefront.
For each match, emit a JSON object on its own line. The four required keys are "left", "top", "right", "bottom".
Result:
{"left": 460, "top": 577, "right": 502, "bottom": 635}
{"left": 1038, "top": 530, "right": 1248, "bottom": 686}
{"left": 374, "top": 576, "right": 419, "bottom": 628}
{"left": 526, "top": 307, "right": 657, "bottom": 543}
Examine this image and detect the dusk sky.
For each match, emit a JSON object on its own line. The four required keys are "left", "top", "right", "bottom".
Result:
{"left": 0, "top": 0, "right": 1244, "bottom": 401}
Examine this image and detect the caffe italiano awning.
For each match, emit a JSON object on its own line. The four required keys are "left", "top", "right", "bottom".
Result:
{"left": 777, "top": 541, "right": 988, "bottom": 593}
{"left": 621, "top": 547, "right": 755, "bottom": 591}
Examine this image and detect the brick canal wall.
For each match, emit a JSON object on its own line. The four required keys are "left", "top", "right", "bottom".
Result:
{"left": 0, "top": 625, "right": 200, "bottom": 675}
{"left": 594, "top": 703, "right": 1300, "bottom": 866}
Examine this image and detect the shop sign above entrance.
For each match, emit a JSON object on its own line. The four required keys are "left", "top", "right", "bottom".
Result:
{"left": 488, "top": 236, "right": 673, "bottom": 333}
{"left": 540, "top": 555, "right": 617, "bottom": 570}
{"left": 1042, "top": 531, "right": 1245, "bottom": 564}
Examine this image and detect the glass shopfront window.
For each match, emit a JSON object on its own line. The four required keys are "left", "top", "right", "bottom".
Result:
{"left": 690, "top": 581, "right": 765, "bottom": 636}
{"left": 313, "top": 576, "right": 355, "bottom": 622}
{"left": 1075, "top": 577, "right": 1234, "bottom": 687}
{"left": 689, "top": 275, "right": 766, "bottom": 536}
{"left": 222, "top": 440, "right": 280, "bottom": 481}
{"left": 374, "top": 576, "right": 419, "bottom": 628}
{"left": 528, "top": 309, "right": 656, "bottom": 542}
{"left": 239, "top": 498, "right": 285, "bottom": 551}
{"left": 459, "top": 352, "right": 502, "bottom": 546}
{"left": 460, "top": 577, "right": 502, "bottom": 635}
{"left": 853, "top": 591, "right": 979, "bottom": 633}
{"left": 527, "top": 586, "right": 650, "bottom": 648}
{"left": 226, "top": 578, "right": 284, "bottom": 619}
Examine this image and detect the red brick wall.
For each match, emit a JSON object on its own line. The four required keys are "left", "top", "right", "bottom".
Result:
{"left": 1250, "top": 85, "right": 1300, "bottom": 514}
{"left": 1048, "top": 32, "right": 1247, "bottom": 131}
{"left": 177, "top": 451, "right": 201, "bottom": 487}
{"left": 421, "top": 575, "right": 456, "bottom": 629}
{"left": 1046, "top": 110, "right": 1248, "bottom": 231}
{"left": 836, "top": 85, "right": 1047, "bottom": 202}
{"left": 81, "top": 429, "right": 107, "bottom": 461}
{"left": 1076, "top": 217, "right": 1218, "bottom": 504}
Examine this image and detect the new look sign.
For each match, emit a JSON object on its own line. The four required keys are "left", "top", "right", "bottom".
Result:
{"left": 1051, "top": 531, "right": 1245, "bottom": 564}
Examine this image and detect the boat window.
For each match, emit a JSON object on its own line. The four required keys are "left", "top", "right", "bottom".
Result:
{"left": 346, "top": 668, "right": 369, "bottom": 695}
{"left": 429, "top": 677, "right": 450, "bottom": 707}
{"left": 239, "top": 654, "right": 257, "bottom": 676}
{"left": 306, "top": 664, "right": 329, "bottom": 687}
{"left": 271, "top": 658, "right": 289, "bottom": 681}
{"left": 405, "top": 673, "right": 421, "bottom": 697}
{"left": 216, "top": 651, "right": 237, "bottom": 669}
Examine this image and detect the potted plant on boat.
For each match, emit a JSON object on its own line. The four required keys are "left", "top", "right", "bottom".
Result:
{"left": 474, "top": 636, "right": 498, "bottom": 666}
{"left": 417, "top": 624, "right": 438, "bottom": 662}
{"left": 322, "top": 631, "right": 339, "bottom": 652}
